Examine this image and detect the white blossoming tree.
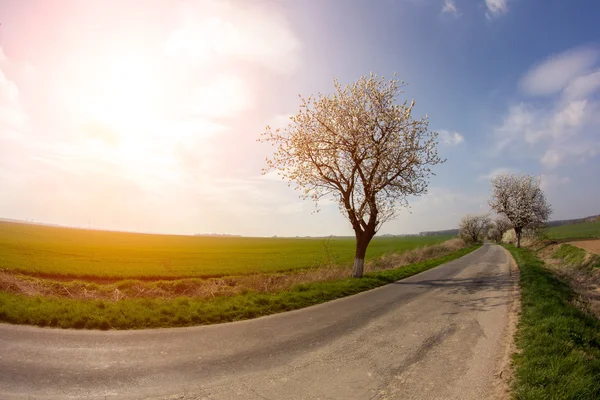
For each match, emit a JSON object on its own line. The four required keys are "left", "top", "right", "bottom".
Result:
{"left": 494, "top": 215, "right": 513, "bottom": 238}
{"left": 487, "top": 226, "right": 502, "bottom": 243}
{"left": 486, "top": 215, "right": 513, "bottom": 243}
{"left": 458, "top": 213, "right": 491, "bottom": 243}
{"left": 260, "top": 74, "right": 444, "bottom": 278}
{"left": 489, "top": 174, "right": 552, "bottom": 247}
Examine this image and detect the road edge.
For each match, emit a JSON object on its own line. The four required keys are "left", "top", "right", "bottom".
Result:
{"left": 492, "top": 246, "right": 520, "bottom": 400}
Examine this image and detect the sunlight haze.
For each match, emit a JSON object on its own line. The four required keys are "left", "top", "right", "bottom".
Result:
{"left": 1, "top": 0, "right": 599, "bottom": 236}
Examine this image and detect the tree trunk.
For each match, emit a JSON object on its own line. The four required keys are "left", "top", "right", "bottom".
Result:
{"left": 515, "top": 227, "right": 522, "bottom": 248}
{"left": 352, "top": 233, "right": 373, "bottom": 278}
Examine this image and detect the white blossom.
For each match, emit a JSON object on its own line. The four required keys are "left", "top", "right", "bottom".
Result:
{"left": 259, "top": 73, "right": 444, "bottom": 277}
{"left": 488, "top": 174, "right": 552, "bottom": 247}
{"left": 459, "top": 213, "right": 491, "bottom": 243}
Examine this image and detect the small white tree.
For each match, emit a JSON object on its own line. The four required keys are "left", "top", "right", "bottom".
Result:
{"left": 487, "top": 226, "right": 502, "bottom": 243}
{"left": 459, "top": 213, "right": 491, "bottom": 243}
{"left": 487, "top": 215, "right": 512, "bottom": 243}
{"left": 489, "top": 174, "right": 552, "bottom": 247}
{"left": 494, "top": 215, "right": 513, "bottom": 237}
{"left": 260, "top": 73, "right": 444, "bottom": 277}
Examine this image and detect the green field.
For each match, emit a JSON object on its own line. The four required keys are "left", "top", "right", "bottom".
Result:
{"left": 0, "top": 246, "right": 479, "bottom": 329}
{"left": 0, "top": 221, "right": 452, "bottom": 279}
{"left": 545, "top": 220, "right": 600, "bottom": 240}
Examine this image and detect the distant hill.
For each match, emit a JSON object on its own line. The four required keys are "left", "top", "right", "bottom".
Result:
{"left": 418, "top": 229, "right": 459, "bottom": 237}
{"left": 416, "top": 215, "right": 599, "bottom": 237}
{"left": 545, "top": 215, "right": 600, "bottom": 227}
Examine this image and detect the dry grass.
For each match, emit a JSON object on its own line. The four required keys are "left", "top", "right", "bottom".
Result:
{"left": 366, "top": 238, "right": 465, "bottom": 272}
{"left": 0, "top": 239, "right": 466, "bottom": 302}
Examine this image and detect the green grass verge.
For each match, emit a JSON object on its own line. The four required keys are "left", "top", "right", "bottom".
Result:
{"left": 552, "top": 244, "right": 588, "bottom": 266}
{"left": 505, "top": 245, "right": 600, "bottom": 400}
{"left": 0, "top": 221, "right": 452, "bottom": 278}
{"left": 0, "top": 246, "right": 479, "bottom": 330}
{"left": 552, "top": 244, "right": 600, "bottom": 269}
{"left": 545, "top": 220, "right": 600, "bottom": 241}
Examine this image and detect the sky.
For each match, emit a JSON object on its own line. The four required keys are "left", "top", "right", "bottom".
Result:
{"left": 0, "top": 0, "right": 599, "bottom": 237}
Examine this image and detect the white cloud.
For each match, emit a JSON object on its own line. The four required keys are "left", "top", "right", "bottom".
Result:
{"left": 164, "top": 0, "right": 300, "bottom": 74}
{"left": 477, "top": 167, "right": 516, "bottom": 181}
{"left": 493, "top": 99, "right": 599, "bottom": 168}
{"left": 485, "top": 0, "right": 508, "bottom": 18}
{"left": 493, "top": 46, "right": 600, "bottom": 169}
{"left": 260, "top": 170, "right": 284, "bottom": 181}
{"left": 493, "top": 103, "right": 537, "bottom": 149}
{"left": 551, "top": 100, "right": 587, "bottom": 135}
{"left": 438, "top": 130, "right": 464, "bottom": 145}
{"left": 539, "top": 150, "right": 562, "bottom": 168}
{"left": 181, "top": 74, "right": 252, "bottom": 118}
{"left": 540, "top": 141, "right": 600, "bottom": 168}
{"left": 495, "top": 100, "right": 588, "bottom": 146}
{"left": 442, "top": 0, "right": 459, "bottom": 16}
{"left": 563, "top": 69, "right": 600, "bottom": 100}
{"left": 267, "top": 114, "right": 294, "bottom": 132}
{"left": 0, "top": 48, "right": 27, "bottom": 133}
{"left": 540, "top": 174, "right": 570, "bottom": 191}
{"left": 520, "top": 47, "right": 598, "bottom": 96}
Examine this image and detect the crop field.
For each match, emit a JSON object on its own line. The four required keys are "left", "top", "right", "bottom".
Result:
{"left": 545, "top": 220, "right": 600, "bottom": 241}
{"left": 0, "top": 221, "right": 452, "bottom": 279}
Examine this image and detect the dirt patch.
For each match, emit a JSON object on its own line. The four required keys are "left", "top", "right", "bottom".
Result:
{"left": 569, "top": 239, "right": 600, "bottom": 255}
{"left": 0, "top": 239, "right": 467, "bottom": 301}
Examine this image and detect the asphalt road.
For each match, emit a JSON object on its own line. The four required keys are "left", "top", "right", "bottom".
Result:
{"left": 0, "top": 244, "right": 517, "bottom": 400}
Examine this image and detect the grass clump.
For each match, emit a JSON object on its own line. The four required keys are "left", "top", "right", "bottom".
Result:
{"left": 0, "top": 246, "right": 479, "bottom": 329}
{"left": 552, "top": 244, "right": 588, "bottom": 266}
{"left": 505, "top": 245, "right": 600, "bottom": 400}
{"left": 551, "top": 244, "right": 600, "bottom": 270}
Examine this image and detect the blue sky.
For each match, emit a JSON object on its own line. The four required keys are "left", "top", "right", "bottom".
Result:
{"left": 0, "top": 0, "right": 599, "bottom": 236}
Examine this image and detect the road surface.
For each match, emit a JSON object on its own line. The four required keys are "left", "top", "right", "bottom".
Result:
{"left": 0, "top": 244, "right": 517, "bottom": 400}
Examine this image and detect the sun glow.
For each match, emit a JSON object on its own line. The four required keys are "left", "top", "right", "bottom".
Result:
{"left": 55, "top": 4, "right": 265, "bottom": 188}
{"left": 63, "top": 52, "right": 185, "bottom": 185}
{"left": 82, "top": 56, "right": 159, "bottom": 134}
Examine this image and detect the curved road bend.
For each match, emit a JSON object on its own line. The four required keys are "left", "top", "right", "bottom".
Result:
{"left": 0, "top": 244, "right": 517, "bottom": 400}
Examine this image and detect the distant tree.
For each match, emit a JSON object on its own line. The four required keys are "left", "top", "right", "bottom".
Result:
{"left": 459, "top": 213, "right": 491, "bottom": 243}
{"left": 486, "top": 215, "right": 513, "bottom": 243}
{"left": 494, "top": 215, "right": 513, "bottom": 238}
{"left": 487, "top": 226, "right": 502, "bottom": 243}
{"left": 260, "top": 73, "right": 444, "bottom": 278}
{"left": 489, "top": 174, "right": 552, "bottom": 247}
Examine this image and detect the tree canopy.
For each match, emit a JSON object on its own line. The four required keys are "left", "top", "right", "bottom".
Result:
{"left": 260, "top": 73, "right": 444, "bottom": 277}
{"left": 489, "top": 174, "right": 552, "bottom": 247}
